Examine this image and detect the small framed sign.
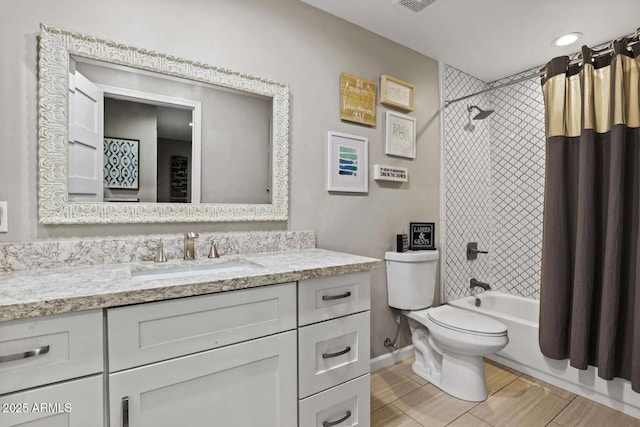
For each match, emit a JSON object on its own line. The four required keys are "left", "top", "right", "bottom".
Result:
{"left": 380, "top": 74, "right": 415, "bottom": 112}
{"left": 410, "top": 222, "right": 435, "bottom": 250}
{"left": 374, "top": 164, "right": 408, "bottom": 182}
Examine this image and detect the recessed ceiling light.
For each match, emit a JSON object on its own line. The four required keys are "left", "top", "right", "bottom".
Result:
{"left": 552, "top": 32, "right": 583, "bottom": 47}
{"left": 188, "top": 122, "right": 193, "bottom": 127}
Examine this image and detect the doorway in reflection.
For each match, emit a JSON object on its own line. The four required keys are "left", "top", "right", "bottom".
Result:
{"left": 103, "top": 98, "right": 193, "bottom": 203}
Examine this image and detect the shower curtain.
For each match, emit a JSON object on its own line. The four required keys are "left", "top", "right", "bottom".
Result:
{"left": 539, "top": 40, "right": 640, "bottom": 392}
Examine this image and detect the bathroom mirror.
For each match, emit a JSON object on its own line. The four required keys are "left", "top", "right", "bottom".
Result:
{"left": 38, "top": 24, "right": 289, "bottom": 224}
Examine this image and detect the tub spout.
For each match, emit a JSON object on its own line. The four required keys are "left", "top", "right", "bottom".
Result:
{"left": 470, "top": 278, "right": 490, "bottom": 291}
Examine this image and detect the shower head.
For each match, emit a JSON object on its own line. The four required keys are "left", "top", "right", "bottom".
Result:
{"left": 468, "top": 105, "right": 494, "bottom": 120}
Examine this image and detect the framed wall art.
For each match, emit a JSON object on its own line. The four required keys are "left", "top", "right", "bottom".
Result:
{"left": 385, "top": 111, "right": 416, "bottom": 159}
{"left": 170, "top": 155, "right": 189, "bottom": 203}
{"left": 327, "top": 131, "right": 368, "bottom": 193}
{"left": 409, "top": 222, "right": 435, "bottom": 250}
{"left": 103, "top": 137, "right": 140, "bottom": 189}
{"left": 340, "top": 73, "right": 377, "bottom": 127}
{"left": 380, "top": 74, "right": 415, "bottom": 112}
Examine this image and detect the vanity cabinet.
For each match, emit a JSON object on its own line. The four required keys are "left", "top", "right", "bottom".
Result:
{"left": 107, "top": 283, "right": 297, "bottom": 372}
{"left": 0, "top": 271, "right": 372, "bottom": 427}
{"left": 297, "top": 272, "right": 371, "bottom": 427}
{"left": 0, "top": 311, "right": 103, "bottom": 427}
{"left": 109, "top": 332, "right": 297, "bottom": 427}
{"left": 106, "top": 282, "right": 298, "bottom": 427}
{"left": 0, "top": 310, "right": 103, "bottom": 395}
{"left": 0, "top": 376, "right": 103, "bottom": 427}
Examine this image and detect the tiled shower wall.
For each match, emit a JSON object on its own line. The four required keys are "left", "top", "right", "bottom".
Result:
{"left": 442, "top": 67, "right": 493, "bottom": 301}
{"left": 489, "top": 69, "right": 546, "bottom": 299}
{"left": 442, "top": 65, "right": 546, "bottom": 301}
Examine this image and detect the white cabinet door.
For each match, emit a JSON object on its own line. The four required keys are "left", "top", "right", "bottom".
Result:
{"left": 109, "top": 331, "right": 297, "bottom": 427}
{"left": 0, "top": 375, "right": 103, "bottom": 427}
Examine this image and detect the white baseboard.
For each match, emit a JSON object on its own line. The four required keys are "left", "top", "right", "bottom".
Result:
{"left": 370, "top": 345, "right": 415, "bottom": 372}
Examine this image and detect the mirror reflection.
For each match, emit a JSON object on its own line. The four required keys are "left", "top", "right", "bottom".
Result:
{"left": 68, "top": 57, "right": 273, "bottom": 205}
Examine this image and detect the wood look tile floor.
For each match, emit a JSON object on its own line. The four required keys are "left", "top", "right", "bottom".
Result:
{"left": 371, "top": 358, "right": 640, "bottom": 427}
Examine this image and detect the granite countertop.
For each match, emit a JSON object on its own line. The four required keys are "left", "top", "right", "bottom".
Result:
{"left": 0, "top": 249, "right": 381, "bottom": 322}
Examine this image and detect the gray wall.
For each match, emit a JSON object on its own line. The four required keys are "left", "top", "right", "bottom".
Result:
{"left": 0, "top": 0, "right": 441, "bottom": 357}
{"left": 103, "top": 98, "right": 158, "bottom": 203}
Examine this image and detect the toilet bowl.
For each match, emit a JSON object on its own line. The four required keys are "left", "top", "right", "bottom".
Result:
{"left": 385, "top": 250, "right": 508, "bottom": 401}
{"left": 404, "top": 305, "right": 508, "bottom": 401}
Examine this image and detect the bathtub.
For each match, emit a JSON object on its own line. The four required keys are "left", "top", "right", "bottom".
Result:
{"left": 449, "top": 291, "right": 640, "bottom": 419}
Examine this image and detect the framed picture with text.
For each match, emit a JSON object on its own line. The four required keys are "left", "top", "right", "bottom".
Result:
{"left": 409, "top": 222, "right": 435, "bottom": 250}
{"left": 385, "top": 111, "right": 416, "bottom": 159}
{"left": 380, "top": 74, "right": 415, "bottom": 112}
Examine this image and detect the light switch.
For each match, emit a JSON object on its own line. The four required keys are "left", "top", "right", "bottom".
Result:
{"left": 0, "top": 201, "right": 7, "bottom": 233}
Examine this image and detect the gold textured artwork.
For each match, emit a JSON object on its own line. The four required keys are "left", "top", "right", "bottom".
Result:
{"left": 340, "top": 72, "right": 377, "bottom": 127}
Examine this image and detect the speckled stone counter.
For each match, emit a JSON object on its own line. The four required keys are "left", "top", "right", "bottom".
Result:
{"left": 0, "top": 249, "right": 381, "bottom": 322}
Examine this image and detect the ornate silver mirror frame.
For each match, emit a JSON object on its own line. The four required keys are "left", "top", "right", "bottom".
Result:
{"left": 38, "top": 24, "right": 289, "bottom": 224}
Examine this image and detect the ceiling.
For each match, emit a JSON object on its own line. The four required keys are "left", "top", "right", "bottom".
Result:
{"left": 300, "top": 0, "right": 640, "bottom": 82}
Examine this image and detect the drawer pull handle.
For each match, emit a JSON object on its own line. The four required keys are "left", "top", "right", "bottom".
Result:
{"left": 322, "top": 346, "right": 351, "bottom": 359}
{"left": 322, "top": 291, "right": 351, "bottom": 301}
{"left": 122, "top": 397, "right": 129, "bottom": 427}
{"left": 323, "top": 410, "right": 352, "bottom": 427}
{"left": 0, "top": 345, "right": 50, "bottom": 363}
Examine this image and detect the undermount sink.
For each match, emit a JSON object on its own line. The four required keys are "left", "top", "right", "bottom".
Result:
{"left": 131, "top": 261, "right": 258, "bottom": 281}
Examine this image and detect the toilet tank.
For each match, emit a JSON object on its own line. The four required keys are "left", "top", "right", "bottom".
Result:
{"left": 385, "top": 250, "right": 439, "bottom": 310}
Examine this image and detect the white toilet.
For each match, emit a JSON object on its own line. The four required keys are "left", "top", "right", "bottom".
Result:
{"left": 385, "top": 250, "right": 508, "bottom": 401}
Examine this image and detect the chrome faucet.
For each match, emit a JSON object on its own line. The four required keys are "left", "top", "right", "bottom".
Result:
{"left": 184, "top": 232, "right": 199, "bottom": 260}
{"left": 470, "top": 278, "right": 490, "bottom": 291}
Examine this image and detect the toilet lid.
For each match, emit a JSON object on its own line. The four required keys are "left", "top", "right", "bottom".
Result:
{"left": 427, "top": 305, "right": 507, "bottom": 337}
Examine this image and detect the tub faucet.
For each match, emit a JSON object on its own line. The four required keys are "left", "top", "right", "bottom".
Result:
{"left": 470, "top": 278, "right": 490, "bottom": 291}
{"left": 184, "top": 232, "right": 199, "bottom": 260}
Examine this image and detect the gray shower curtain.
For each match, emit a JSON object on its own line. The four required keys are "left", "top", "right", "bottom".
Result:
{"left": 539, "top": 40, "right": 640, "bottom": 392}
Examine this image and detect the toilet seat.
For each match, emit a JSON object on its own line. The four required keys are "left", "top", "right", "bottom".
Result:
{"left": 410, "top": 305, "right": 507, "bottom": 337}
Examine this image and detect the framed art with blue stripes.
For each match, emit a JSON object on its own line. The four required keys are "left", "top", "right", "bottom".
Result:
{"left": 327, "top": 131, "right": 368, "bottom": 193}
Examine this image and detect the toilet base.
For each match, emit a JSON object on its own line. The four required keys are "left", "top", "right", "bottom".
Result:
{"left": 412, "top": 352, "right": 488, "bottom": 402}
{"left": 407, "top": 316, "right": 490, "bottom": 402}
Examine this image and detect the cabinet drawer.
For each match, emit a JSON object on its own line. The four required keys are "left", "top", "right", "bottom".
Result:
{"left": 108, "top": 282, "right": 296, "bottom": 372}
{"left": 298, "top": 311, "right": 370, "bottom": 398}
{"left": 0, "top": 375, "right": 103, "bottom": 427}
{"left": 0, "top": 310, "right": 103, "bottom": 395}
{"left": 298, "top": 272, "right": 370, "bottom": 326}
{"left": 109, "top": 331, "right": 297, "bottom": 427}
{"left": 299, "top": 374, "right": 370, "bottom": 427}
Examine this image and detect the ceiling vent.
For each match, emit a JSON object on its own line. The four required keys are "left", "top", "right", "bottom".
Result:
{"left": 392, "top": 0, "right": 438, "bottom": 13}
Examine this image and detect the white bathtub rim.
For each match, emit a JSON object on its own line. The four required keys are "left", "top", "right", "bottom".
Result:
{"left": 448, "top": 291, "right": 538, "bottom": 328}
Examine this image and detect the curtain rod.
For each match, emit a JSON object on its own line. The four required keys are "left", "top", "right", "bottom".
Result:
{"left": 445, "top": 32, "right": 640, "bottom": 106}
